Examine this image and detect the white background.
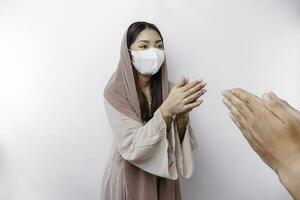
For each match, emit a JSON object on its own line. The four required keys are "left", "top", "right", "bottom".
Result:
{"left": 0, "top": 0, "right": 299, "bottom": 199}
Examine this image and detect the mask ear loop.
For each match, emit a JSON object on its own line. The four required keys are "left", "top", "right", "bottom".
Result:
{"left": 128, "top": 49, "right": 135, "bottom": 64}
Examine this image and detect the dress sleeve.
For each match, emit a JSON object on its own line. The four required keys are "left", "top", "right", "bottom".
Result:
{"left": 104, "top": 99, "right": 179, "bottom": 180}
{"left": 174, "top": 118, "right": 198, "bottom": 178}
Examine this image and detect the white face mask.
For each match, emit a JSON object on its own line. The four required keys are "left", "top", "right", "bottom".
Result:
{"left": 130, "top": 48, "right": 165, "bottom": 75}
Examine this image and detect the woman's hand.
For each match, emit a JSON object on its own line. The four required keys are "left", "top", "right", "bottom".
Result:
{"left": 176, "top": 77, "right": 207, "bottom": 141}
{"left": 159, "top": 76, "right": 206, "bottom": 130}
{"left": 160, "top": 76, "right": 207, "bottom": 119}
{"left": 222, "top": 88, "right": 300, "bottom": 199}
{"left": 180, "top": 77, "right": 207, "bottom": 114}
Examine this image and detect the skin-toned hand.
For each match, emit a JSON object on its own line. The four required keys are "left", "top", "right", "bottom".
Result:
{"left": 160, "top": 76, "right": 207, "bottom": 128}
{"left": 160, "top": 76, "right": 206, "bottom": 116}
{"left": 178, "top": 76, "right": 207, "bottom": 113}
{"left": 176, "top": 76, "right": 207, "bottom": 141}
{"left": 222, "top": 88, "right": 300, "bottom": 200}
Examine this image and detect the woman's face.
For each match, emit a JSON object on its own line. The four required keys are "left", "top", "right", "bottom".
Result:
{"left": 129, "top": 28, "right": 164, "bottom": 51}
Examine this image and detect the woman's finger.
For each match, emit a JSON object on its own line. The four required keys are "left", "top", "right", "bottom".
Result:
{"left": 182, "top": 80, "right": 202, "bottom": 92}
{"left": 185, "top": 89, "right": 207, "bottom": 103}
{"left": 183, "top": 99, "right": 203, "bottom": 111}
{"left": 184, "top": 82, "right": 206, "bottom": 97}
{"left": 175, "top": 76, "right": 188, "bottom": 89}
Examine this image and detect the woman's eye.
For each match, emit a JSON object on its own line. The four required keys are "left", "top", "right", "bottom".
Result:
{"left": 139, "top": 45, "right": 148, "bottom": 49}
{"left": 158, "top": 45, "right": 163, "bottom": 49}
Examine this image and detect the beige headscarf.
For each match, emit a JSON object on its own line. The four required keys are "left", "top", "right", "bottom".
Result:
{"left": 104, "top": 30, "right": 170, "bottom": 122}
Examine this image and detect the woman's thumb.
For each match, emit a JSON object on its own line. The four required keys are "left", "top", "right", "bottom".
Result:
{"left": 175, "top": 76, "right": 186, "bottom": 88}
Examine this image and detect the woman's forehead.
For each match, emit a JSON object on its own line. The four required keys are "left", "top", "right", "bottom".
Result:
{"left": 135, "top": 29, "right": 162, "bottom": 43}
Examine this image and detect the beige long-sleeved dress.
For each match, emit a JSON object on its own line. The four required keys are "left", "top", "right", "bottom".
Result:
{"left": 100, "top": 96, "right": 198, "bottom": 200}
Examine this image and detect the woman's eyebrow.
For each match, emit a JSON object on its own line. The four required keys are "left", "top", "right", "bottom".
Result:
{"left": 138, "top": 40, "right": 150, "bottom": 43}
{"left": 155, "top": 40, "right": 162, "bottom": 43}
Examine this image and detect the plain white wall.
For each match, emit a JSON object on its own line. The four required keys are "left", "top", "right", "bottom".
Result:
{"left": 0, "top": 0, "right": 299, "bottom": 200}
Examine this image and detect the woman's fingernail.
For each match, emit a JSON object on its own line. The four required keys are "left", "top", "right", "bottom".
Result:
{"left": 262, "top": 93, "right": 272, "bottom": 101}
{"left": 270, "top": 92, "right": 277, "bottom": 98}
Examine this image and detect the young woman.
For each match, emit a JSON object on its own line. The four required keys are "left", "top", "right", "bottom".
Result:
{"left": 101, "top": 21, "right": 207, "bottom": 200}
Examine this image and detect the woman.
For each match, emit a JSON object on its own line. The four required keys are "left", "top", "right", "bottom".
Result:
{"left": 101, "top": 21, "right": 207, "bottom": 200}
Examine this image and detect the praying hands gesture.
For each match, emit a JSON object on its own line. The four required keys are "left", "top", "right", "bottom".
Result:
{"left": 222, "top": 88, "right": 300, "bottom": 200}
{"left": 160, "top": 76, "right": 207, "bottom": 138}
